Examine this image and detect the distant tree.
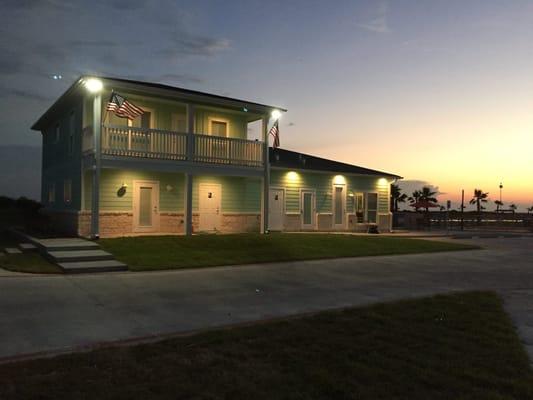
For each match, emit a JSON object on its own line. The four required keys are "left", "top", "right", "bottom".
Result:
{"left": 527, "top": 206, "right": 533, "bottom": 215}
{"left": 390, "top": 184, "right": 407, "bottom": 212}
{"left": 469, "top": 189, "right": 489, "bottom": 224}
{"left": 509, "top": 203, "right": 517, "bottom": 214}
{"left": 408, "top": 190, "right": 423, "bottom": 212}
{"left": 419, "top": 186, "right": 438, "bottom": 213}
{"left": 494, "top": 200, "right": 504, "bottom": 213}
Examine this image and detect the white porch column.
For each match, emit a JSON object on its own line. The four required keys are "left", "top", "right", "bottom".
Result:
{"left": 90, "top": 93, "right": 102, "bottom": 239}
{"left": 261, "top": 115, "right": 270, "bottom": 234}
{"left": 184, "top": 104, "right": 195, "bottom": 235}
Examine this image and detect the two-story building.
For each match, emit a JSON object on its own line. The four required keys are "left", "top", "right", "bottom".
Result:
{"left": 32, "top": 76, "right": 400, "bottom": 238}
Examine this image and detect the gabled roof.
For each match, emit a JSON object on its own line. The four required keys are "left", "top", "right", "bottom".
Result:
{"left": 32, "top": 76, "right": 287, "bottom": 131}
{"left": 269, "top": 147, "right": 402, "bottom": 179}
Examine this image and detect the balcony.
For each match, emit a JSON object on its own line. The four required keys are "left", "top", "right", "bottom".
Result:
{"left": 83, "top": 125, "right": 264, "bottom": 168}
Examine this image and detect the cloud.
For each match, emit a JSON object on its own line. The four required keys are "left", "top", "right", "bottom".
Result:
{"left": 356, "top": 1, "right": 390, "bottom": 33}
{"left": 0, "top": 87, "right": 53, "bottom": 102}
{"left": 398, "top": 180, "right": 442, "bottom": 196}
{"left": 159, "top": 34, "right": 231, "bottom": 58}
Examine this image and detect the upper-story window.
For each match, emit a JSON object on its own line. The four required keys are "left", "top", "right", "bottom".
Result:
{"left": 54, "top": 123, "right": 60, "bottom": 143}
{"left": 128, "top": 109, "right": 152, "bottom": 129}
{"left": 171, "top": 113, "right": 187, "bottom": 132}
{"left": 68, "top": 112, "right": 75, "bottom": 156}
{"left": 209, "top": 119, "right": 228, "bottom": 137}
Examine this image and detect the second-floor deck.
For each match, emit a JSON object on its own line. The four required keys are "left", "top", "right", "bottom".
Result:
{"left": 83, "top": 125, "right": 264, "bottom": 168}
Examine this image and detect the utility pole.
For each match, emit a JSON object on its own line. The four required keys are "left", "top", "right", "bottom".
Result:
{"left": 460, "top": 189, "right": 464, "bottom": 231}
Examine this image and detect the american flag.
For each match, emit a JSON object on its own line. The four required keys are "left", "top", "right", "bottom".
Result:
{"left": 269, "top": 120, "right": 280, "bottom": 148}
{"left": 106, "top": 91, "right": 144, "bottom": 120}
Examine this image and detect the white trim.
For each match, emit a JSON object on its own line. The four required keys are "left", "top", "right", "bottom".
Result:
{"left": 133, "top": 180, "right": 160, "bottom": 233}
{"left": 198, "top": 182, "right": 222, "bottom": 232}
{"left": 300, "top": 188, "right": 316, "bottom": 230}
{"left": 207, "top": 116, "right": 230, "bottom": 137}
{"left": 332, "top": 183, "right": 346, "bottom": 229}
{"left": 268, "top": 186, "right": 285, "bottom": 231}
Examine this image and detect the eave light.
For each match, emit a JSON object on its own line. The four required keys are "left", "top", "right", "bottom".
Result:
{"left": 84, "top": 78, "right": 103, "bottom": 93}
{"left": 271, "top": 109, "right": 282, "bottom": 120}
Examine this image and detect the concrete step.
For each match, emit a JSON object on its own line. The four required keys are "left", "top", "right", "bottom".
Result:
{"left": 34, "top": 238, "right": 100, "bottom": 252}
{"left": 4, "top": 248, "right": 22, "bottom": 255}
{"left": 18, "top": 243, "right": 37, "bottom": 252}
{"left": 48, "top": 249, "right": 114, "bottom": 263}
{"left": 58, "top": 260, "right": 128, "bottom": 274}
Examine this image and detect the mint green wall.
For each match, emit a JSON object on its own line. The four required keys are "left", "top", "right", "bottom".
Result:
{"left": 41, "top": 99, "right": 83, "bottom": 211}
{"left": 102, "top": 90, "right": 248, "bottom": 139}
{"left": 84, "top": 169, "right": 261, "bottom": 213}
{"left": 270, "top": 169, "right": 390, "bottom": 214}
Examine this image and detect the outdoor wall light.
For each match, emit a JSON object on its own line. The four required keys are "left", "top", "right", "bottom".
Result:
{"left": 166, "top": 185, "right": 173, "bottom": 192}
{"left": 333, "top": 175, "right": 346, "bottom": 185}
{"left": 121, "top": 182, "right": 128, "bottom": 189}
{"left": 84, "top": 78, "right": 103, "bottom": 93}
{"left": 348, "top": 192, "right": 355, "bottom": 197}
{"left": 286, "top": 171, "right": 300, "bottom": 183}
{"left": 378, "top": 178, "right": 388, "bottom": 186}
{"left": 271, "top": 109, "right": 282, "bottom": 120}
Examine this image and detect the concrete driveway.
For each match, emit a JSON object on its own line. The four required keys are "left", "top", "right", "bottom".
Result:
{"left": 1, "top": 237, "right": 533, "bottom": 362}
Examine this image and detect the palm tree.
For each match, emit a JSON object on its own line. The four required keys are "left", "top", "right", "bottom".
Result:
{"left": 469, "top": 189, "right": 489, "bottom": 224}
{"left": 527, "top": 206, "right": 533, "bottom": 215}
{"left": 509, "top": 203, "right": 517, "bottom": 214}
{"left": 419, "top": 186, "right": 438, "bottom": 212}
{"left": 494, "top": 200, "right": 504, "bottom": 213}
{"left": 408, "top": 190, "right": 423, "bottom": 212}
{"left": 390, "top": 184, "right": 407, "bottom": 212}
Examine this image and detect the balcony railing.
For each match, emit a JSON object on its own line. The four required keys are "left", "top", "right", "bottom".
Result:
{"left": 85, "top": 125, "right": 264, "bottom": 168}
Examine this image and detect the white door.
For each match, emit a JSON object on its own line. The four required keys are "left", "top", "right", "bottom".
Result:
{"left": 269, "top": 188, "right": 284, "bottom": 231}
{"left": 333, "top": 185, "right": 345, "bottom": 229}
{"left": 199, "top": 183, "right": 221, "bottom": 232}
{"left": 133, "top": 181, "right": 160, "bottom": 233}
{"left": 301, "top": 190, "right": 315, "bottom": 229}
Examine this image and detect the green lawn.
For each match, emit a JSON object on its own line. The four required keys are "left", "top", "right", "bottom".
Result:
{"left": 0, "top": 233, "right": 61, "bottom": 274}
{"left": 100, "top": 233, "right": 477, "bottom": 271}
{"left": 1, "top": 291, "right": 531, "bottom": 399}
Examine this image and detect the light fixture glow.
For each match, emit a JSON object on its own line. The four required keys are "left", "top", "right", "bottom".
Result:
{"left": 271, "top": 109, "right": 282, "bottom": 120}
{"left": 286, "top": 171, "right": 300, "bottom": 182}
{"left": 84, "top": 78, "right": 103, "bottom": 93}
{"left": 333, "top": 175, "right": 346, "bottom": 185}
{"left": 378, "top": 178, "right": 388, "bottom": 186}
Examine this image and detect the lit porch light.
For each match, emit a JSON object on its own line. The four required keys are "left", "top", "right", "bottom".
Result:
{"left": 84, "top": 78, "right": 103, "bottom": 93}
{"left": 271, "top": 109, "right": 282, "bottom": 120}
{"left": 333, "top": 175, "right": 346, "bottom": 185}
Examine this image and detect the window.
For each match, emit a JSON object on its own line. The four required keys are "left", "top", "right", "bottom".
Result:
{"left": 64, "top": 180, "right": 72, "bottom": 204}
{"left": 366, "top": 193, "right": 378, "bottom": 223}
{"left": 68, "top": 112, "right": 75, "bottom": 156}
{"left": 128, "top": 110, "right": 152, "bottom": 129}
{"left": 48, "top": 183, "right": 55, "bottom": 204}
{"left": 210, "top": 120, "right": 227, "bottom": 137}
{"left": 54, "top": 124, "right": 60, "bottom": 143}
{"left": 171, "top": 113, "right": 187, "bottom": 132}
{"left": 355, "top": 193, "right": 364, "bottom": 223}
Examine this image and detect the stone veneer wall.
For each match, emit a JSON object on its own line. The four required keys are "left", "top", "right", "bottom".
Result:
{"left": 283, "top": 214, "right": 301, "bottom": 231}
{"left": 317, "top": 214, "right": 333, "bottom": 231}
{"left": 378, "top": 213, "right": 392, "bottom": 232}
{"left": 221, "top": 214, "right": 260, "bottom": 233}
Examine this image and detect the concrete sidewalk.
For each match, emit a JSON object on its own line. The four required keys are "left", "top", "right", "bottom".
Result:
{"left": 1, "top": 237, "right": 533, "bottom": 363}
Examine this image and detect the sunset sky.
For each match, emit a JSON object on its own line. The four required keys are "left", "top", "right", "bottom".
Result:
{"left": 1, "top": 0, "right": 532, "bottom": 210}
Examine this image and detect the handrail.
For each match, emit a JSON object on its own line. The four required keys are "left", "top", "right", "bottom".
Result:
{"left": 100, "top": 125, "right": 263, "bottom": 167}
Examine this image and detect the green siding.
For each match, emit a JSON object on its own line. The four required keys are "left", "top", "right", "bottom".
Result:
{"left": 270, "top": 169, "right": 390, "bottom": 214}
{"left": 102, "top": 90, "right": 248, "bottom": 139}
{"left": 84, "top": 170, "right": 261, "bottom": 213}
{"left": 41, "top": 100, "right": 83, "bottom": 211}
